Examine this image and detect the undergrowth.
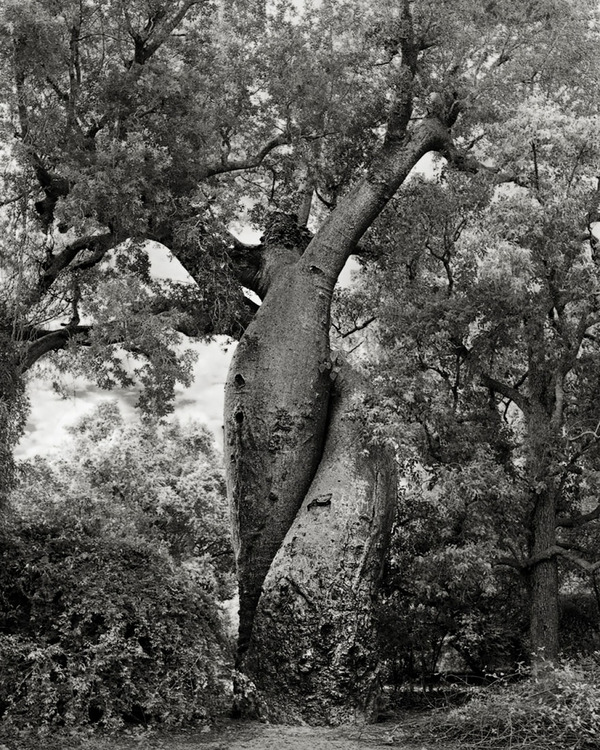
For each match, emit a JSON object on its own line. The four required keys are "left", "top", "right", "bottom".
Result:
{"left": 415, "top": 658, "right": 600, "bottom": 749}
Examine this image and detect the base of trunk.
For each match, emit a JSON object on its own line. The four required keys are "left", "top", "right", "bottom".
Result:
{"left": 236, "top": 588, "right": 385, "bottom": 725}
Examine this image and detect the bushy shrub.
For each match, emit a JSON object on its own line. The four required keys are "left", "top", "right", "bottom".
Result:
{"left": 0, "top": 517, "right": 232, "bottom": 730}
{"left": 421, "top": 658, "right": 600, "bottom": 749}
{"left": 377, "top": 482, "right": 528, "bottom": 688}
{"left": 0, "top": 404, "right": 235, "bottom": 732}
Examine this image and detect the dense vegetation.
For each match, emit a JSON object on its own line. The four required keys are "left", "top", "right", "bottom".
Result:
{"left": 1, "top": 0, "right": 600, "bottom": 743}
{"left": 0, "top": 406, "right": 234, "bottom": 733}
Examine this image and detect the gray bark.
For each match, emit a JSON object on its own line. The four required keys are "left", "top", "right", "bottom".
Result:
{"left": 223, "top": 115, "right": 457, "bottom": 723}
{"left": 237, "top": 365, "right": 396, "bottom": 724}
{"left": 224, "top": 253, "right": 334, "bottom": 656}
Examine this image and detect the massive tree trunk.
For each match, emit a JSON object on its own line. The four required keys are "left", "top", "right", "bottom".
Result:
{"left": 240, "top": 365, "right": 396, "bottom": 723}
{"left": 224, "top": 224, "right": 334, "bottom": 658}
{"left": 222, "top": 96, "right": 455, "bottom": 720}
{"left": 225, "top": 276, "right": 397, "bottom": 720}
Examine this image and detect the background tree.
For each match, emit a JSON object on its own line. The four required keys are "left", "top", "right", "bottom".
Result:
{"left": 354, "top": 89, "right": 600, "bottom": 668}
{"left": 377, "top": 463, "right": 529, "bottom": 688}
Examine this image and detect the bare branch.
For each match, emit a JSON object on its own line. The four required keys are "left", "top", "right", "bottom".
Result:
{"left": 531, "top": 139, "right": 540, "bottom": 194}
{"left": 553, "top": 546, "right": 600, "bottom": 573}
{"left": 557, "top": 503, "right": 600, "bottom": 529}
{"left": 0, "top": 191, "right": 30, "bottom": 208}
{"left": 201, "top": 133, "right": 290, "bottom": 178}
{"left": 520, "top": 544, "right": 600, "bottom": 573}
{"left": 569, "top": 418, "right": 600, "bottom": 443}
{"left": 333, "top": 316, "right": 377, "bottom": 339}
{"left": 68, "top": 8, "right": 82, "bottom": 128}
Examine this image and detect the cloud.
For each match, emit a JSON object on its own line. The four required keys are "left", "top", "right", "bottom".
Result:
{"left": 17, "top": 339, "right": 234, "bottom": 458}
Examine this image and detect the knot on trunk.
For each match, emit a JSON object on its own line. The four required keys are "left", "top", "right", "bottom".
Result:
{"left": 262, "top": 212, "right": 312, "bottom": 252}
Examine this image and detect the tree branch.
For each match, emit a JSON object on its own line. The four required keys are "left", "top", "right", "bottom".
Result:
{"left": 21, "top": 325, "right": 92, "bottom": 371}
{"left": 517, "top": 544, "right": 600, "bottom": 574}
{"left": 494, "top": 555, "right": 525, "bottom": 570}
{"left": 552, "top": 546, "right": 600, "bottom": 574}
{"left": 480, "top": 373, "right": 531, "bottom": 415}
{"left": 383, "top": 1, "right": 418, "bottom": 143}
{"left": 201, "top": 133, "right": 290, "bottom": 178}
{"left": 333, "top": 316, "right": 377, "bottom": 339}
{"left": 34, "top": 232, "right": 118, "bottom": 301}
{"left": 557, "top": 503, "right": 600, "bottom": 529}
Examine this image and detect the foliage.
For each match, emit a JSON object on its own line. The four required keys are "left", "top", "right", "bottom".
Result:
{"left": 1, "top": 0, "right": 600, "bottom": 717}
{"left": 421, "top": 658, "right": 600, "bottom": 749}
{"left": 350, "top": 95, "right": 600, "bottom": 658}
{"left": 15, "top": 402, "right": 234, "bottom": 580}
{"left": 378, "top": 468, "right": 528, "bottom": 685}
{"left": 0, "top": 404, "right": 233, "bottom": 731}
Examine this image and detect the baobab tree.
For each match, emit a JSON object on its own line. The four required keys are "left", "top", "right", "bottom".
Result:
{"left": 1, "top": 0, "right": 598, "bottom": 722}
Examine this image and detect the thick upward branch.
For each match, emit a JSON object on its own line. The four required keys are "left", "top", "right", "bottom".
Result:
{"left": 302, "top": 118, "right": 452, "bottom": 282}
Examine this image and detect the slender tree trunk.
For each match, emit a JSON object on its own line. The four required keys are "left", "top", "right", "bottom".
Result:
{"left": 526, "top": 403, "right": 559, "bottom": 667}
{"left": 529, "top": 488, "right": 559, "bottom": 666}
{"left": 0, "top": 334, "right": 27, "bottom": 502}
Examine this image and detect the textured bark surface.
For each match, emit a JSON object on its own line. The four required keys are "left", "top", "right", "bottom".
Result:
{"left": 224, "top": 253, "right": 336, "bottom": 657}
{"left": 235, "top": 366, "right": 396, "bottom": 724}
{"left": 526, "top": 399, "right": 560, "bottom": 666}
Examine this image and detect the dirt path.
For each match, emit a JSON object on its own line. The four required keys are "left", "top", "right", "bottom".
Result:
{"left": 2, "top": 716, "right": 439, "bottom": 750}
{"left": 136, "top": 720, "right": 431, "bottom": 750}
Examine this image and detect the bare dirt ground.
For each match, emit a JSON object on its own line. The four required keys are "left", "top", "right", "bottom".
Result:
{"left": 74, "top": 718, "right": 439, "bottom": 750}
{"left": 148, "top": 721, "right": 416, "bottom": 749}
{"left": 2, "top": 714, "right": 445, "bottom": 750}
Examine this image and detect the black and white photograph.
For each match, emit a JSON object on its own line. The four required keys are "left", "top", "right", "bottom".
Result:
{"left": 1, "top": 1, "right": 599, "bottom": 748}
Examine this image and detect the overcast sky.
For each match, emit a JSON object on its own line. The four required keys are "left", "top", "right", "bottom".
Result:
{"left": 17, "top": 246, "right": 236, "bottom": 459}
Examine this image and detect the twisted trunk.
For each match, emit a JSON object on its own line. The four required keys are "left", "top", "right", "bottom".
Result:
{"left": 224, "top": 252, "right": 334, "bottom": 657}
{"left": 239, "top": 365, "right": 396, "bottom": 723}
{"left": 223, "top": 118, "right": 453, "bottom": 722}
